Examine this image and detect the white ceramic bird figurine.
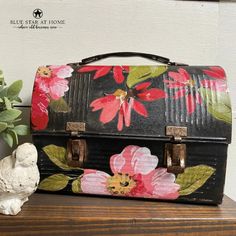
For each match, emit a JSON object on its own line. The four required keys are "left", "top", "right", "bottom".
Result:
{"left": 0, "top": 143, "right": 39, "bottom": 215}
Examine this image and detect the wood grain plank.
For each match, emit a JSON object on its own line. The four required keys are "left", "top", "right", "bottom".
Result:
{"left": 0, "top": 194, "right": 236, "bottom": 235}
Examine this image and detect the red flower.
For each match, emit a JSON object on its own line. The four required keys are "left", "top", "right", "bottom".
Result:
{"left": 78, "top": 66, "right": 129, "bottom": 84}
{"left": 203, "top": 67, "right": 226, "bottom": 79}
{"left": 202, "top": 67, "right": 227, "bottom": 92}
{"left": 164, "top": 68, "right": 201, "bottom": 114}
{"left": 90, "top": 82, "right": 166, "bottom": 131}
{"left": 31, "top": 86, "right": 50, "bottom": 130}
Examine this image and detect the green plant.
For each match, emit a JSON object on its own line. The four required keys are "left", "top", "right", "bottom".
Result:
{"left": 0, "top": 69, "right": 28, "bottom": 147}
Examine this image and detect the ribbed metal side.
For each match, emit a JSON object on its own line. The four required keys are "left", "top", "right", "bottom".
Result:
{"left": 66, "top": 72, "right": 91, "bottom": 122}
{"left": 46, "top": 72, "right": 91, "bottom": 131}
{"left": 35, "top": 135, "right": 227, "bottom": 204}
{"left": 32, "top": 65, "right": 231, "bottom": 143}
{"left": 162, "top": 70, "right": 225, "bottom": 141}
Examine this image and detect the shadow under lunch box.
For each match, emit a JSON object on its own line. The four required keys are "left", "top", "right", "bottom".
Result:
{"left": 31, "top": 52, "right": 232, "bottom": 204}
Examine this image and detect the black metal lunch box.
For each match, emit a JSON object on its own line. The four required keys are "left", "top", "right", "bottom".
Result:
{"left": 31, "top": 52, "right": 232, "bottom": 204}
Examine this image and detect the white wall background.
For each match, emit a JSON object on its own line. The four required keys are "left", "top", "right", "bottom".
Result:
{"left": 0, "top": 0, "right": 235, "bottom": 200}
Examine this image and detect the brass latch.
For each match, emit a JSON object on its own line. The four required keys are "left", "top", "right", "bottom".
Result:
{"left": 67, "top": 139, "right": 87, "bottom": 167}
{"left": 66, "top": 122, "right": 86, "bottom": 136}
{"left": 165, "top": 126, "right": 187, "bottom": 174}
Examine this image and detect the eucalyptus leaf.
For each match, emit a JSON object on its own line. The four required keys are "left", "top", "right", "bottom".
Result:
{"left": 38, "top": 174, "right": 72, "bottom": 191}
{"left": 0, "top": 70, "right": 4, "bottom": 83}
{"left": 8, "top": 129, "right": 18, "bottom": 145}
{"left": 7, "top": 80, "right": 23, "bottom": 98}
{"left": 0, "top": 109, "right": 21, "bottom": 122}
{"left": 0, "top": 86, "right": 4, "bottom": 93}
{"left": 49, "top": 98, "right": 70, "bottom": 113}
{"left": 43, "top": 144, "right": 82, "bottom": 171}
{"left": 7, "top": 124, "right": 14, "bottom": 128}
{"left": 0, "top": 76, "right": 25, "bottom": 147}
{"left": 1, "top": 132, "right": 13, "bottom": 147}
{"left": 4, "top": 97, "right": 12, "bottom": 110}
{"left": 126, "top": 66, "right": 167, "bottom": 88}
{"left": 72, "top": 177, "right": 82, "bottom": 193}
{"left": 12, "top": 97, "right": 22, "bottom": 104}
{"left": 12, "top": 118, "right": 22, "bottom": 123}
{"left": 14, "top": 125, "right": 28, "bottom": 136}
{"left": 176, "top": 165, "right": 215, "bottom": 196}
{"left": 0, "top": 88, "right": 7, "bottom": 98}
{"left": 0, "top": 122, "right": 7, "bottom": 133}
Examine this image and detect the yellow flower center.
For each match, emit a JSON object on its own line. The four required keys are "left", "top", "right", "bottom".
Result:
{"left": 37, "top": 66, "right": 52, "bottom": 78}
{"left": 187, "top": 79, "right": 195, "bottom": 87}
{"left": 113, "top": 89, "right": 127, "bottom": 99}
{"left": 107, "top": 173, "right": 136, "bottom": 195}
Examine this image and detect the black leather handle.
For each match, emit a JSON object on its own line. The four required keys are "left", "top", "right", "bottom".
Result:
{"left": 78, "top": 52, "right": 187, "bottom": 66}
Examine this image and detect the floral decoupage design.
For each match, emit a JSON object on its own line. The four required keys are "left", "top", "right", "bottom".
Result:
{"left": 78, "top": 65, "right": 129, "bottom": 83}
{"left": 79, "top": 66, "right": 168, "bottom": 131}
{"left": 31, "top": 65, "right": 73, "bottom": 130}
{"left": 79, "top": 65, "right": 231, "bottom": 132}
{"left": 90, "top": 82, "right": 167, "bottom": 131}
{"left": 32, "top": 64, "right": 231, "bottom": 131}
{"left": 164, "top": 67, "right": 231, "bottom": 123}
{"left": 38, "top": 144, "right": 216, "bottom": 200}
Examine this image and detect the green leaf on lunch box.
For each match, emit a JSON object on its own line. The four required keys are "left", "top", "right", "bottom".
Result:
{"left": 0, "top": 109, "right": 22, "bottom": 122}
{"left": 72, "top": 177, "right": 82, "bottom": 194}
{"left": 176, "top": 165, "right": 215, "bottom": 196}
{"left": 199, "top": 88, "right": 232, "bottom": 124}
{"left": 0, "top": 122, "right": 7, "bottom": 133}
{"left": 207, "top": 103, "right": 232, "bottom": 124}
{"left": 38, "top": 174, "right": 72, "bottom": 191}
{"left": 49, "top": 97, "right": 70, "bottom": 113}
{"left": 7, "top": 80, "right": 23, "bottom": 99}
{"left": 43, "top": 145, "right": 83, "bottom": 171}
{"left": 13, "top": 125, "right": 29, "bottom": 136}
{"left": 200, "top": 88, "right": 231, "bottom": 106}
{"left": 126, "top": 66, "right": 167, "bottom": 88}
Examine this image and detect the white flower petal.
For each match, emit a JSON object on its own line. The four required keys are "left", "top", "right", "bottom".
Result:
{"left": 110, "top": 154, "right": 126, "bottom": 174}
{"left": 81, "top": 170, "right": 110, "bottom": 195}
{"left": 131, "top": 147, "right": 158, "bottom": 175}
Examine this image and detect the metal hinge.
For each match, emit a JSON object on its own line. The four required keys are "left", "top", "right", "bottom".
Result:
{"left": 66, "top": 139, "right": 87, "bottom": 167}
{"left": 66, "top": 122, "right": 86, "bottom": 136}
{"left": 165, "top": 126, "right": 187, "bottom": 174}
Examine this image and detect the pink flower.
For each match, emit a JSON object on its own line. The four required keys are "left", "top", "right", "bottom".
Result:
{"left": 31, "top": 65, "right": 73, "bottom": 130}
{"left": 35, "top": 65, "right": 73, "bottom": 100}
{"left": 164, "top": 67, "right": 227, "bottom": 114}
{"left": 81, "top": 145, "right": 180, "bottom": 200}
{"left": 90, "top": 82, "right": 167, "bottom": 131}
{"left": 78, "top": 66, "right": 129, "bottom": 84}
{"left": 50, "top": 65, "right": 74, "bottom": 78}
{"left": 31, "top": 86, "right": 50, "bottom": 130}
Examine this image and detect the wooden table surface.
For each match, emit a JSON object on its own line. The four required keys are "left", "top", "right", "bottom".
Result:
{"left": 0, "top": 194, "right": 236, "bottom": 236}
